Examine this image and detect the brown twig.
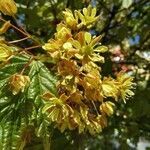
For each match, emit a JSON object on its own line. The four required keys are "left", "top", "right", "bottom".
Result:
{"left": 25, "top": 45, "right": 42, "bottom": 50}
{"left": 91, "top": 101, "right": 99, "bottom": 116}
{"left": 0, "top": 17, "right": 42, "bottom": 46}
{"left": 8, "top": 37, "right": 29, "bottom": 44}
{"left": 0, "top": 17, "right": 30, "bottom": 37}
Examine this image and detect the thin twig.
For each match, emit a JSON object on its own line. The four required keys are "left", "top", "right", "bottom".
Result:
{"left": 91, "top": 101, "right": 99, "bottom": 116}
{"left": 25, "top": 45, "right": 42, "bottom": 50}
{"left": 0, "top": 17, "right": 41, "bottom": 46}
{"left": 0, "top": 17, "right": 30, "bottom": 37}
{"left": 8, "top": 37, "right": 29, "bottom": 44}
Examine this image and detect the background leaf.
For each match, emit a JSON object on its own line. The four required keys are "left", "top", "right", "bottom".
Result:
{"left": 122, "top": 0, "right": 133, "bottom": 9}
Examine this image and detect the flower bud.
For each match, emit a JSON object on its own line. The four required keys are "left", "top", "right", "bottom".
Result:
{"left": 0, "top": 43, "right": 12, "bottom": 61}
{"left": 100, "top": 101, "right": 115, "bottom": 116}
{"left": 0, "top": 21, "right": 11, "bottom": 35}
{"left": 63, "top": 9, "right": 78, "bottom": 29}
{"left": 10, "top": 74, "right": 30, "bottom": 95}
{"left": 55, "top": 23, "right": 72, "bottom": 42}
{"left": 0, "top": 0, "right": 17, "bottom": 16}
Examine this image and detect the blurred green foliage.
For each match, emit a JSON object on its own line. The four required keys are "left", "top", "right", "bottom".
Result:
{"left": 0, "top": 0, "right": 150, "bottom": 149}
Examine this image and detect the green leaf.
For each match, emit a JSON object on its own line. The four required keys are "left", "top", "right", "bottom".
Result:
{"left": 0, "top": 54, "right": 30, "bottom": 80}
{"left": 122, "top": 0, "right": 133, "bottom": 9}
{"left": 0, "top": 55, "right": 31, "bottom": 149}
{"left": 0, "top": 119, "right": 26, "bottom": 150}
{"left": 0, "top": 90, "right": 30, "bottom": 150}
{"left": 0, "top": 56, "right": 57, "bottom": 149}
{"left": 27, "top": 60, "right": 57, "bottom": 103}
{"left": 27, "top": 60, "right": 57, "bottom": 148}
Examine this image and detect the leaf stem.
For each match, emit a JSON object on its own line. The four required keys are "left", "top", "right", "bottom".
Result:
{"left": 20, "top": 57, "right": 34, "bottom": 74}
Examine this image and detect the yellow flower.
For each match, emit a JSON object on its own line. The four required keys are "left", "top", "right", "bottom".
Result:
{"left": 84, "top": 69, "right": 101, "bottom": 89}
{"left": 116, "top": 72, "right": 135, "bottom": 102}
{"left": 68, "top": 91, "right": 83, "bottom": 104}
{"left": 84, "top": 86, "right": 103, "bottom": 101}
{"left": 0, "top": 0, "right": 17, "bottom": 16}
{"left": 86, "top": 119, "right": 102, "bottom": 135}
{"left": 101, "top": 77, "right": 118, "bottom": 100}
{"left": 80, "top": 106, "right": 90, "bottom": 125}
{"left": 63, "top": 6, "right": 99, "bottom": 29}
{"left": 97, "top": 114, "right": 107, "bottom": 128}
{"left": 42, "top": 97, "right": 72, "bottom": 120}
{"left": 89, "top": 53, "right": 104, "bottom": 63}
{"left": 78, "top": 69, "right": 103, "bottom": 101}
{"left": 100, "top": 101, "right": 115, "bottom": 116}
{"left": 62, "top": 41, "right": 80, "bottom": 59}
{"left": 42, "top": 39, "right": 63, "bottom": 52}
{"left": 55, "top": 23, "right": 72, "bottom": 42}
{"left": 63, "top": 9, "right": 78, "bottom": 29}
{"left": 58, "top": 59, "right": 79, "bottom": 76}
{"left": 42, "top": 94, "right": 86, "bottom": 133}
{"left": 59, "top": 75, "right": 77, "bottom": 93}
{"left": 77, "top": 68, "right": 102, "bottom": 101}
{"left": 42, "top": 96, "right": 79, "bottom": 132}
{"left": 42, "top": 24, "right": 72, "bottom": 60}
{"left": 0, "top": 43, "right": 12, "bottom": 61}
{"left": 42, "top": 39, "right": 63, "bottom": 60}
{"left": 80, "top": 61, "right": 100, "bottom": 73}
{"left": 73, "top": 110, "right": 85, "bottom": 133}
{"left": 10, "top": 74, "right": 30, "bottom": 95}
{"left": 63, "top": 42, "right": 73, "bottom": 50}
{"left": 69, "top": 32, "right": 106, "bottom": 63}
{"left": 76, "top": 5, "right": 99, "bottom": 28}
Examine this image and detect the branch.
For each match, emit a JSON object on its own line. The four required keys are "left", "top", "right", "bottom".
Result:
{"left": 99, "top": 5, "right": 119, "bottom": 36}
{"left": 0, "top": 17, "right": 30, "bottom": 37}
{"left": 112, "top": 60, "right": 137, "bottom": 65}
{"left": 98, "top": 0, "right": 111, "bottom": 13}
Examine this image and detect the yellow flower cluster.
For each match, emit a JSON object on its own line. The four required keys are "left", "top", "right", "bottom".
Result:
{"left": 42, "top": 6, "right": 134, "bottom": 135}
{"left": 63, "top": 5, "right": 99, "bottom": 29}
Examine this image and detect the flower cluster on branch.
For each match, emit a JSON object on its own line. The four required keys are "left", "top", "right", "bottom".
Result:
{"left": 42, "top": 6, "right": 134, "bottom": 135}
